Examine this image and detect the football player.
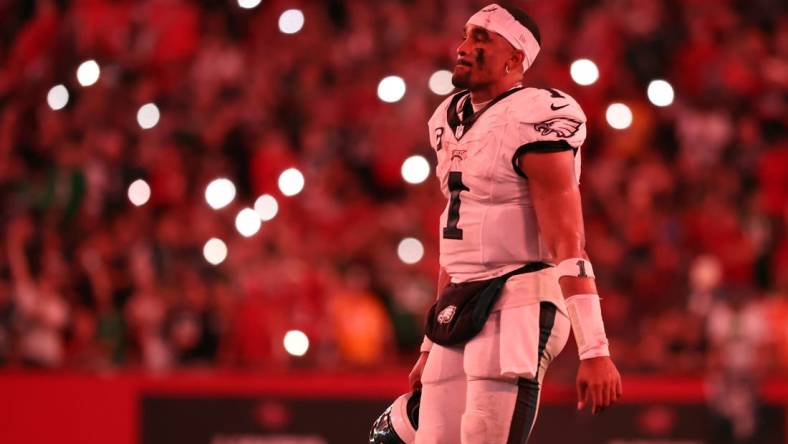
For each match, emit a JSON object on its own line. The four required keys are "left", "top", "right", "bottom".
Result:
{"left": 408, "top": 3, "right": 622, "bottom": 443}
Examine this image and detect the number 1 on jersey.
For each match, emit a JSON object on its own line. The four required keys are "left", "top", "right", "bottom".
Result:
{"left": 443, "top": 171, "right": 469, "bottom": 240}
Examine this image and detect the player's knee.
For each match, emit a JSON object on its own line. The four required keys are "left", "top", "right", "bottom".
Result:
{"left": 461, "top": 411, "right": 491, "bottom": 444}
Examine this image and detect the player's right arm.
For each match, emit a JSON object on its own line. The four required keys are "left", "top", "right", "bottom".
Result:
{"left": 410, "top": 96, "right": 458, "bottom": 391}
{"left": 409, "top": 267, "right": 451, "bottom": 390}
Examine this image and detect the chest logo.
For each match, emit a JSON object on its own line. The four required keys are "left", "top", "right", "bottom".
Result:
{"left": 534, "top": 117, "right": 582, "bottom": 138}
{"left": 450, "top": 150, "right": 466, "bottom": 161}
{"left": 435, "top": 127, "right": 444, "bottom": 151}
{"left": 437, "top": 305, "right": 457, "bottom": 324}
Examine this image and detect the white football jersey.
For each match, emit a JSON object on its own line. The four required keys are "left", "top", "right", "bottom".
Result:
{"left": 428, "top": 87, "right": 587, "bottom": 290}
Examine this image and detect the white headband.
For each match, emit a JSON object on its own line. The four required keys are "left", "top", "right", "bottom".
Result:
{"left": 466, "top": 3, "right": 540, "bottom": 73}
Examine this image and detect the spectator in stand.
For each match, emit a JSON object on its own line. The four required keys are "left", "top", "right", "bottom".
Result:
{"left": 0, "top": 0, "right": 784, "bottom": 376}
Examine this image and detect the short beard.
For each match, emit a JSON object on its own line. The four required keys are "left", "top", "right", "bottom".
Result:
{"left": 452, "top": 71, "right": 471, "bottom": 89}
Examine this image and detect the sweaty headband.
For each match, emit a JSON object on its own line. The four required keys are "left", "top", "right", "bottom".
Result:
{"left": 466, "top": 4, "right": 540, "bottom": 73}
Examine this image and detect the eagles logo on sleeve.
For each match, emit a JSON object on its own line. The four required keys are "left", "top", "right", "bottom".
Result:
{"left": 534, "top": 117, "right": 582, "bottom": 138}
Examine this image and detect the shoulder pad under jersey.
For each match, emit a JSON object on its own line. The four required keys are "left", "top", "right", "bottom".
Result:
{"left": 507, "top": 87, "right": 587, "bottom": 147}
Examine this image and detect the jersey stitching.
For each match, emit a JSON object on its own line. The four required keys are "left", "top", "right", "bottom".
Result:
{"left": 446, "top": 87, "right": 525, "bottom": 141}
{"left": 481, "top": 106, "right": 510, "bottom": 268}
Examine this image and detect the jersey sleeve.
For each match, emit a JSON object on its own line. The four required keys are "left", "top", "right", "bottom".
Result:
{"left": 508, "top": 88, "right": 587, "bottom": 178}
{"left": 427, "top": 93, "right": 458, "bottom": 152}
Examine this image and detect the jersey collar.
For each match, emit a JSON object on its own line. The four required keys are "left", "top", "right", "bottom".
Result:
{"left": 446, "top": 86, "right": 524, "bottom": 140}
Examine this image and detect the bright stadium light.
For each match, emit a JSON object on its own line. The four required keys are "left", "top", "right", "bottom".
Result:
{"left": 278, "top": 9, "right": 304, "bottom": 34}
{"left": 254, "top": 194, "right": 279, "bottom": 221}
{"left": 127, "top": 179, "right": 151, "bottom": 206}
{"left": 203, "top": 238, "right": 228, "bottom": 265}
{"left": 606, "top": 103, "right": 633, "bottom": 130}
{"left": 570, "top": 59, "right": 599, "bottom": 86}
{"left": 278, "top": 168, "right": 305, "bottom": 197}
{"left": 377, "top": 76, "right": 406, "bottom": 103}
{"left": 205, "top": 178, "right": 236, "bottom": 209}
{"left": 47, "top": 85, "right": 69, "bottom": 110}
{"left": 647, "top": 79, "right": 675, "bottom": 107}
{"left": 283, "top": 330, "right": 309, "bottom": 357}
{"left": 428, "top": 70, "right": 454, "bottom": 95}
{"left": 76, "top": 60, "right": 100, "bottom": 86}
{"left": 136, "top": 103, "right": 160, "bottom": 129}
{"left": 237, "top": 0, "right": 261, "bottom": 9}
{"left": 398, "top": 237, "right": 424, "bottom": 264}
{"left": 235, "top": 208, "right": 262, "bottom": 237}
{"left": 401, "top": 155, "right": 430, "bottom": 184}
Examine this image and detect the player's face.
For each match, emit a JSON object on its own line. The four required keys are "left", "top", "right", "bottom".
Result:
{"left": 453, "top": 25, "right": 515, "bottom": 90}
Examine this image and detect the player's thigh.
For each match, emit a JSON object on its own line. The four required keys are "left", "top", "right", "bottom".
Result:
{"left": 464, "top": 302, "right": 568, "bottom": 380}
{"left": 460, "top": 367, "right": 553, "bottom": 443}
{"left": 536, "top": 305, "right": 570, "bottom": 382}
{"left": 461, "top": 377, "right": 520, "bottom": 444}
{"left": 416, "top": 344, "right": 466, "bottom": 444}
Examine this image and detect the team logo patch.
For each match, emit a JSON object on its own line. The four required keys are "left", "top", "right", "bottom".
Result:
{"left": 534, "top": 118, "right": 582, "bottom": 138}
{"left": 437, "top": 305, "right": 457, "bottom": 324}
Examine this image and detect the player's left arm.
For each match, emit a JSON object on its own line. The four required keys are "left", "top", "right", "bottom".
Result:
{"left": 518, "top": 149, "right": 622, "bottom": 414}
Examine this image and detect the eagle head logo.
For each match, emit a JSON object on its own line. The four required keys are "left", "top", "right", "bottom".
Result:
{"left": 437, "top": 305, "right": 457, "bottom": 324}
{"left": 534, "top": 118, "right": 582, "bottom": 138}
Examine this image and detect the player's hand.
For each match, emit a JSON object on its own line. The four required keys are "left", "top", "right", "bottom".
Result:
{"left": 408, "top": 351, "right": 429, "bottom": 391}
{"left": 576, "top": 356, "right": 621, "bottom": 414}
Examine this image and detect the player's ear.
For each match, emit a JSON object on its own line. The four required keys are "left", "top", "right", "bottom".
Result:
{"left": 508, "top": 50, "right": 525, "bottom": 72}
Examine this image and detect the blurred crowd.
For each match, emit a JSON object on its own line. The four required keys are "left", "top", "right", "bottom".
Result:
{"left": 0, "top": 0, "right": 785, "bottom": 378}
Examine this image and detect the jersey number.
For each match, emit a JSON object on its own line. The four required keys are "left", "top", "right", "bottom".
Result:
{"left": 577, "top": 260, "right": 587, "bottom": 277}
{"left": 443, "top": 171, "right": 469, "bottom": 240}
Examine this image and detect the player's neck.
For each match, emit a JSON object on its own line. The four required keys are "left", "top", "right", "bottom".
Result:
{"left": 469, "top": 78, "right": 523, "bottom": 106}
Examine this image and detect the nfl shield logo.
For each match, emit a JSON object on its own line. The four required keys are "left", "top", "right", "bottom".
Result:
{"left": 454, "top": 125, "right": 464, "bottom": 139}
{"left": 437, "top": 305, "right": 457, "bottom": 324}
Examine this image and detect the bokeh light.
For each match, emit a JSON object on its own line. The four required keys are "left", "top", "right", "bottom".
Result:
{"left": 605, "top": 103, "right": 633, "bottom": 130}
{"left": 428, "top": 70, "right": 454, "bottom": 95}
{"left": 127, "top": 179, "right": 151, "bottom": 206}
{"left": 278, "top": 168, "right": 305, "bottom": 197}
{"left": 203, "top": 238, "right": 228, "bottom": 265}
{"left": 76, "top": 60, "right": 100, "bottom": 87}
{"left": 237, "top": 0, "right": 261, "bottom": 9}
{"left": 205, "top": 178, "right": 237, "bottom": 209}
{"left": 570, "top": 59, "right": 599, "bottom": 86}
{"left": 235, "top": 208, "right": 262, "bottom": 237}
{"left": 283, "top": 330, "right": 309, "bottom": 357}
{"left": 401, "top": 155, "right": 431, "bottom": 184}
{"left": 647, "top": 79, "right": 675, "bottom": 107}
{"left": 397, "top": 237, "right": 424, "bottom": 264}
{"left": 46, "top": 85, "right": 69, "bottom": 111}
{"left": 254, "top": 194, "right": 279, "bottom": 221}
{"left": 690, "top": 254, "right": 722, "bottom": 293}
{"left": 377, "top": 76, "right": 406, "bottom": 103}
{"left": 136, "top": 103, "right": 160, "bottom": 129}
{"left": 278, "top": 9, "right": 304, "bottom": 34}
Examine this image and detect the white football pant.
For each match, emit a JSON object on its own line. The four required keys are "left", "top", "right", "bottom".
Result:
{"left": 416, "top": 302, "right": 570, "bottom": 444}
